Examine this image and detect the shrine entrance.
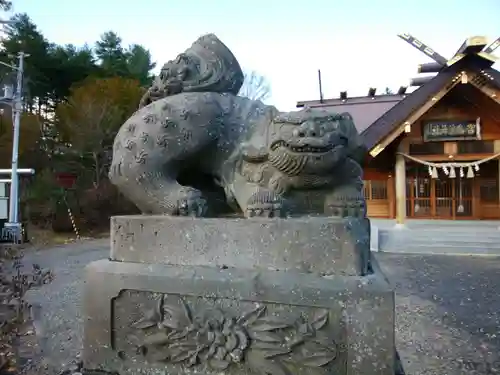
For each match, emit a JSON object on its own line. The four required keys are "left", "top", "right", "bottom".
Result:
{"left": 406, "top": 176, "right": 474, "bottom": 219}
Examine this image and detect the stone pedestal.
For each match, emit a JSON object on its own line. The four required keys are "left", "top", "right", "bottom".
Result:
{"left": 83, "top": 216, "right": 396, "bottom": 375}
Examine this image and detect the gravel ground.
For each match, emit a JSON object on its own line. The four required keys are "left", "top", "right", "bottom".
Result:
{"left": 21, "top": 239, "right": 109, "bottom": 374}
{"left": 19, "top": 240, "right": 500, "bottom": 375}
{"left": 378, "top": 253, "right": 500, "bottom": 375}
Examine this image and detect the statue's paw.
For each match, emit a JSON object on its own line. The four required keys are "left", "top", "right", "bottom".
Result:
{"left": 175, "top": 188, "right": 208, "bottom": 217}
{"left": 246, "top": 201, "right": 283, "bottom": 218}
{"left": 325, "top": 195, "right": 366, "bottom": 218}
{"left": 245, "top": 191, "right": 284, "bottom": 218}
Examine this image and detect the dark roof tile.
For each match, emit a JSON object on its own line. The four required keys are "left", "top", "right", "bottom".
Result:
{"left": 361, "top": 56, "right": 500, "bottom": 151}
{"left": 360, "top": 68, "right": 460, "bottom": 150}
{"left": 302, "top": 100, "right": 401, "bottom": 134}
{"left": 483, "top": 67, "right": 500, "bottom": 90}
{"left": 295, "top": 56, "right": 500, "bottom": 152}
{"left": 297, "top": 94, "right": 403, "bottom": 107}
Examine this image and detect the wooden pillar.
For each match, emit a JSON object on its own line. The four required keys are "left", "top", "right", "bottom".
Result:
{"left": 498, "top": 159, "right": 500, "bottom": 208}
{"left": 494, "top": 142, "right": 500, "bottom": 211}
{"left": 395, "top": 153, "right": 407, "bottom": 224}
{"left": 387, "top": 175, "right": 395, "bottom": 218}
{"left": 472, "top": 178, "right": 480, "bottom": 219}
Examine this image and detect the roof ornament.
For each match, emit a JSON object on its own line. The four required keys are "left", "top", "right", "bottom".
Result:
{"left": 398, "top": 34, "right": 499, "bottom": 87}
{"left": 484, "top": 37, "right": 500, "bottom": 54}
{"left": 461, "top": 71, "right": 468, "bottom": 84}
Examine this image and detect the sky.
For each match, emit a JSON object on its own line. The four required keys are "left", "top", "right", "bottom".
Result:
{"left": 6, "top": 0, "right": 500, "bottom": 111}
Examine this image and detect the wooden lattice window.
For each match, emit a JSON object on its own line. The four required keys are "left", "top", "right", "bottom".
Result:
{"left": 479, "top": 179, "right": 499, "bottom": 203}
{"left": 363, "top": 180, "right": 388, "bottom": 200}
{"left": 409, "top": 143, "right": 444, "bottom": 155}
{"left": 457, "top": 141, "right": 494, "bottom": 154}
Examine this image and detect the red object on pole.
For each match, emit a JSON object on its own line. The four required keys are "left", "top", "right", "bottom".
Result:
{"left": 55, "top": 172, "right": 76, "bottom": 189}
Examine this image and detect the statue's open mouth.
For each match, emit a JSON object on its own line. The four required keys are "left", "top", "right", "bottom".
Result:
{"left": 270, "top": 140, "right": 333, "bottom": 153}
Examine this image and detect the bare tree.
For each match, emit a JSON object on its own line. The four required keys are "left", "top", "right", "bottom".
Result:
{"left": 238, "top": 70, "right": 271, "bottom": 102}
{"left": 384, "top": 87, "right": 394, "bottom": 95}
{"left": 0, "top": 0, "right": 12, "bottom": 11}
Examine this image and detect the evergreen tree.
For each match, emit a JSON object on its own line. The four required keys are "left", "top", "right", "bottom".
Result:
{"left": 126, "top": 44, "right": 156, "bottom": 86}
{"left": 1, "top": 13, "right": 52, "bottom": 113}
{"left": 95, "top": 31, "right": 129, "bottom": 77}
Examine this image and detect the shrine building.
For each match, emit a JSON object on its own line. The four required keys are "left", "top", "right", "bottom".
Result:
{"left": 297, "top": 34, "right": 500, "bottom": 222}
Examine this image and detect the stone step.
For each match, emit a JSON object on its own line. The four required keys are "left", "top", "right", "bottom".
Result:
{"left": 379, "top": 232, "right": 500, "bottom": 243}
{"left": 383, "top": 224, "right": 500, "bottom": 230}
{"left": 376, "top": 227, "right": 500, "bottom": 254}
{"left": 378, "top": 243, "right": 500, "bottom": 255}
{"left": 381, "top": 240, "right": 500, "bottom": 249}
{"left": 370, "top": 219, "right": 500, "bottom": 231}
{"left": 398, "top": 226, "right": 500, "bottom": 233}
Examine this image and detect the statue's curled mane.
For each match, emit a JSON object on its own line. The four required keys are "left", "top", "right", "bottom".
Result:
{"left": 139, "top": 34, "right": 244, "bottom": 108}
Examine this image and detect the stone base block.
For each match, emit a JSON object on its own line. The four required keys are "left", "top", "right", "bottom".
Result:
{"left": 110, "top": 215, "right": 371, "bottom": 276}
{"left": 83, "top": 259, "right": 395, "bottom": 375}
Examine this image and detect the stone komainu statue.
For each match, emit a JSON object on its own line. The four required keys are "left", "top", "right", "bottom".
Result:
{"left": 109, "top": 34, "right": 368, "bottom": 218}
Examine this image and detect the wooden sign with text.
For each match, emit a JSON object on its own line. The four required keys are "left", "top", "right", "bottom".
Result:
{"left": 423, "top": 119, "right": 481, "bottom": 142}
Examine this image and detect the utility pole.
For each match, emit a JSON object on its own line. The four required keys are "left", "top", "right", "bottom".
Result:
{"left": 4, "top": 51, "right": 26, "bottom": 242}
{"left": 0, "top": 19, "right": 30, "bottom": 243}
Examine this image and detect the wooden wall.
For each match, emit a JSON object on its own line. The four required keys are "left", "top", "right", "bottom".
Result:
{"left": 363, "top": 169, "right": 392, "bottom": 218}
{"left": 405, "top": 87, "right": 500, "bottom": 147}
{"left": 363, "top": 167, "right": 500, "bottom": 220}
{"left": 362, "top": 84, "right": 500, "bottom": 219}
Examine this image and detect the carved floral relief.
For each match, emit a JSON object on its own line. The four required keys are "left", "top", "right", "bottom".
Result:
{"left": 128, "top": 294, "right": 339, "bottom": 374}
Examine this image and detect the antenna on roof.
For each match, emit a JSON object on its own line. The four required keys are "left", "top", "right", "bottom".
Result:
{"left": 318, "top": 69, "right": 324, "bottom": 103}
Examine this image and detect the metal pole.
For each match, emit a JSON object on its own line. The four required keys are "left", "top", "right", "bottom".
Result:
{"left": 318, "top": 69, "right": 324, "bottom": 103}
{"left": 5, "top": 51, "right": 25, "bottom": 242}
{"left": 0, "top": 168, "right": 35, "bottom": 175}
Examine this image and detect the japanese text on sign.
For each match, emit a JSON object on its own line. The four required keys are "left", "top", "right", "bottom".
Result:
{"left": 423, "top": 120, "right": 479, "bottom": 142}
